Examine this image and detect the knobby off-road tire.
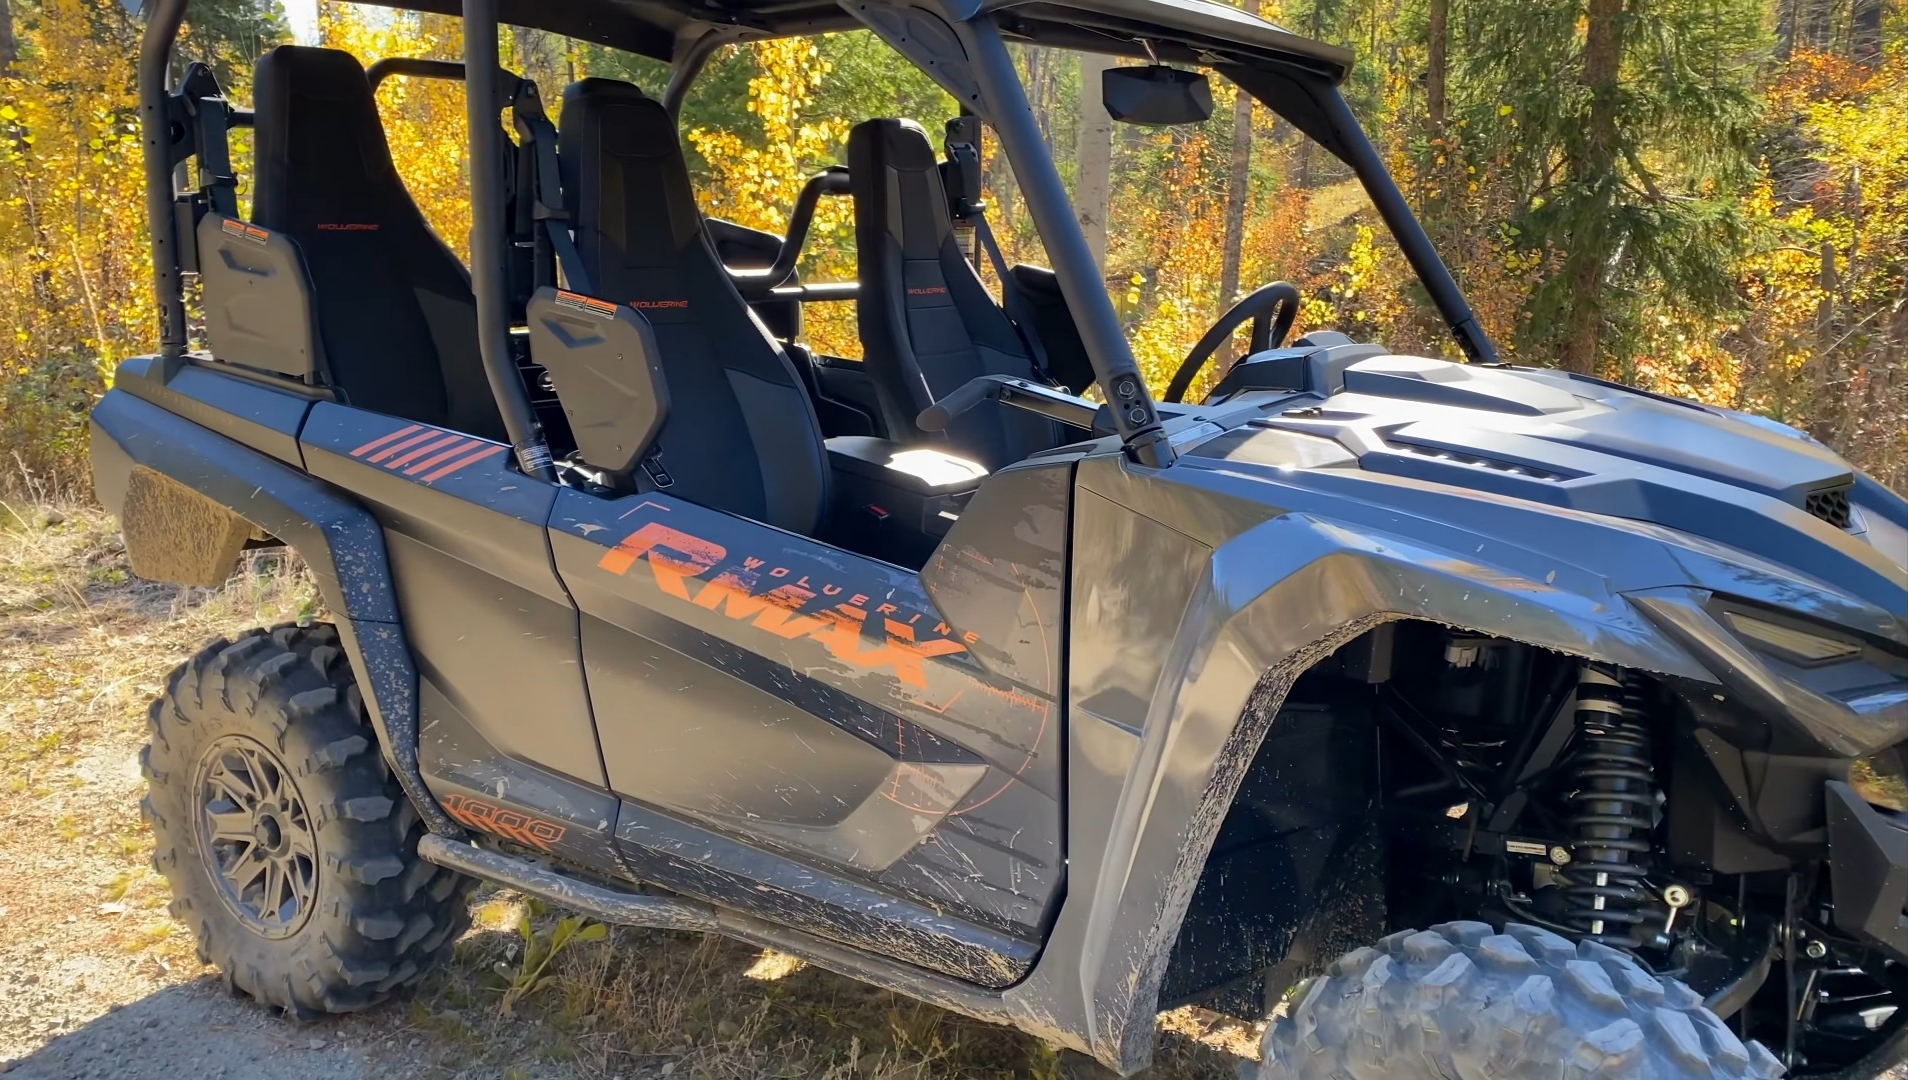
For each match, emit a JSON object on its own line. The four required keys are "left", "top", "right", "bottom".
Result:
{"left": 1258, "top": 921, "right": 1786, "bottom": 1080}
{"left": 141, "top": 623, "right": 477, "bottom": 1018}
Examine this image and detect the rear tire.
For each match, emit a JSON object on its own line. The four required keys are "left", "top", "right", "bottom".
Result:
{"left": 141, "top": 623, "right": 476, "bottom": 1017}
{"left": 1257, "top": 921, "right": 1786, "bottom": 1080}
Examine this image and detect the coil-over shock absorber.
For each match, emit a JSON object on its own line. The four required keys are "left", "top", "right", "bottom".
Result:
{"left": 1562, "top": 663, "right": 1658, "bottom": 947}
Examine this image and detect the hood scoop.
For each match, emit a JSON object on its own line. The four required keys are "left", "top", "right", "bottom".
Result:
{"left": 1341, "top": 356, "right": 1584, "bottom": 416}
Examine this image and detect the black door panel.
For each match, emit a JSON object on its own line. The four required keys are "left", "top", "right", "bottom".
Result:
{"left": 550, "top": 481, "right": 1064, "bottom": 945}
{"left": 302, "top": 404, "right": 604, "bottom": 789}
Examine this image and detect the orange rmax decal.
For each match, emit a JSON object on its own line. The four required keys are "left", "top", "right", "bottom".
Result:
{"left": 598, "top": 521, "right": 970, "bottom": 687}
{"left": 442, "top": 794, "right": 567, "bottom": 851}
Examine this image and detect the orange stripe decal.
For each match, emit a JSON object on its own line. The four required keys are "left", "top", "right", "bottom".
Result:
{"left": 366, "top": 429, "right": 441, "bottom": 463}
{"left": 404, "top": 438, "right": 488, "bottom": 475}
{"left": 384, "top": 434, "right": 468, "bottom": 469}
{"left": 419, "top": 444, "right": 505, "bottom": 483}
{"left": 350, "top": 424, "right": 423, "bottom": 458}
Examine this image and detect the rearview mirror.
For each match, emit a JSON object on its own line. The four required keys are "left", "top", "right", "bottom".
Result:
{"left": 1102, "top": 65, "right": 1214, "bottom": 126}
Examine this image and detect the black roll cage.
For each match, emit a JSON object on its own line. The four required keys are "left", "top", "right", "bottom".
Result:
{"left": 133, "top": 0, "right": 1496, "bottom": 475}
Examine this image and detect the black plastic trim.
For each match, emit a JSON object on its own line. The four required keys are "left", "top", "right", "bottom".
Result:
{"left": 616, "top": 798, "right": 1036, "bottom": 987}
{"left": 89, "top": 390, "right": 460, "bottom": 838}
{"left": 1826, "top": 780, "right": 1908, "bottom": 961}
{"left": 419, "top": 835, "right": 716, "bottom": 930}
{"left": 116, "top": 356, "right": 314, "bottom": 466}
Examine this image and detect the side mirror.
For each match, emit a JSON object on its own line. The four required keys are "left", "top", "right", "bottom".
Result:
{"left": 525, "top": 288, "right": 669, "bottom": 482}
{"left": 1102, "top": 65, "right": 1214, "bottom": 126}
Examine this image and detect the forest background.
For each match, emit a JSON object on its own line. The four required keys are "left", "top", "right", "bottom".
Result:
{"left": 0, "top": 0, "right": 1902, "bottom": 497}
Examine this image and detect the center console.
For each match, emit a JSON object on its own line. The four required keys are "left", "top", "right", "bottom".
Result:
{"left": 824, "top": 436, "right": 988, "bottom": 567}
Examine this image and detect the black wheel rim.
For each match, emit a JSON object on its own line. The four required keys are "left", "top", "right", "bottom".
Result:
{"left": 194, "top": 735, "right": 318, "bottom": 939}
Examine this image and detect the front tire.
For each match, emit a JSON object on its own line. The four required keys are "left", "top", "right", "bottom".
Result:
{"left": 141, "top": 623, "right": 475, "bottom": 1017}
{"left": 1259, "top": 921, "right": 1785, "bottom": 1080}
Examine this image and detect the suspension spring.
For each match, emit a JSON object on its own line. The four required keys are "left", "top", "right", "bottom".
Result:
{"left": 1562, "top": 663, "right": 1657, "bottom": 948}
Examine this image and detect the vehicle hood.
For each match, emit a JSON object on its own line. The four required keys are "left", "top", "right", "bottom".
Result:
{"left": 1181, "top": 353, "right": 1908, "bottom": 631}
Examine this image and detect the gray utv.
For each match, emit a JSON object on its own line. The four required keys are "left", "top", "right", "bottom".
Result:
{"left": 92, "top": 0, "right": 1908, "bottom": 1076}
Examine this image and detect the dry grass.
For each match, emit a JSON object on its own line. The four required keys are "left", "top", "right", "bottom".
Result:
{"left": 0, "top": 501, "right": 1249, "bottom": 1078}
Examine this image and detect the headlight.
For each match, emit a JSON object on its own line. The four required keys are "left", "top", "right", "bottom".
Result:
{"left": 1851, "top": 746, "right": 1908, "bottom": 813}
{"left": 1722, "top": 610, "right": 1862, "bottom": 666}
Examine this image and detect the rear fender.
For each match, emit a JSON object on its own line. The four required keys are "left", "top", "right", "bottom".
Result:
{"left": 90, "top": 389, "right": 459, "bottom": 837}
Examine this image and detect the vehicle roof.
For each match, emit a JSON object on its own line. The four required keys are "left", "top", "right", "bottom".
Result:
{"left": 361, "top": 0, "right": 1353, "bottom": 84}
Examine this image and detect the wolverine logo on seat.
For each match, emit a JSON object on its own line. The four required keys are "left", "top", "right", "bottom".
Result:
{"left": 597, "top": 521, "right": 970, "bottom": 688}
{"left": 441, "top": 794, "right": 567, "bottom": 851}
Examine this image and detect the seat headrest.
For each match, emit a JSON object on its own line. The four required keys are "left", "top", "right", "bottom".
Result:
{"left": 559, "top": 77, "right": 705, "bottom": 266}
{"left": 252, "top": 45, "right": 408, "bottom": 232}
{"left": 848, "top": 117, "right": 954, "bottom": 261}
{"left": 851, "top": 117, "right": 939, "bottom": 169}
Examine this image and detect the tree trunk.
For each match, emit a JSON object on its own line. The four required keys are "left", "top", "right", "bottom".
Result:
{"left": 1426, "top": 0, "right": 1448, "bottom": 134}
{"left": 0, "top": 0, "right": 17, "bottom": 74}
{"left": 1075, "top": 51, "right": 1116, "bottom": 272}
{"left": 1557, "top": 0, "right": 1627, "bottom": 375}
{"left": 1851, "top": 0, "right": 1884, "bottom": 63}
{"left": 1776, "top": 0, "right": 1798, "bottom": 58}
{"left": 1295, "top": 2, "right": 1323, "bottom": 188}
{"left": 1800, "top": 0, "right": 1834, "bottom": 49}
{"left": 1217, "top": 0, "right": 1258, "bottom": 362}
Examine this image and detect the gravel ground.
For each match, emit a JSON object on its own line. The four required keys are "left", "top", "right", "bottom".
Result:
{"left": 1, "top": 981, "right": 386, "bottom": 1080}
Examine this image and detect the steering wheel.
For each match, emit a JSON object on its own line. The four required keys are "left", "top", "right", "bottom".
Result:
{"left": 1163, "top": 281, "right": 1301, "bottom": 403}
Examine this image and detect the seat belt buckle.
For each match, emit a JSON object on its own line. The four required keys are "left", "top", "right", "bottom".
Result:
{"left": 640, "top": 446, "right": 673, "bottom": 489}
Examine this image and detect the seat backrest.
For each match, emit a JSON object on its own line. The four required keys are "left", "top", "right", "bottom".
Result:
{"left": 849, "top": 118, "right": 1059, "bottom": 469}
{"left": 252, "top": 45, "right": 504, "bottom": 442}
{"left": 559, "top": 78, "right": 828, "bottom": 536}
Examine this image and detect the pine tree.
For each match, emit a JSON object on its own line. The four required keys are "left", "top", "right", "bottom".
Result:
{"left": 1459, "top": 0, "right": 1764, "bottom": 373}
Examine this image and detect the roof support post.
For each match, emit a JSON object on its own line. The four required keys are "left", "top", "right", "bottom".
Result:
{"left": 954, "top": 17, "right": 1176, "bottom": 469}
{"left": 463, "top": 0, "right": 555, "bottom": 479}
{"left": 138, "top": 0, "right": 190, "bottom": 357}
{"left": 1320, "top": 90, "right": 1498, "bottom": 364}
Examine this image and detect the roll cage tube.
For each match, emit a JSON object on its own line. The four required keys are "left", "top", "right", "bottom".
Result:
{"left": 463, "top": 0, "right": 557, "bottom": 481}
{"left": 957, "top": 17, "right": 1177, "bottom": 469}
{"left": 138, "top": 0, "right": 191, "bottom": 358}
{"left": 1220, "top": 62, "right": 1500, "bottom": 365}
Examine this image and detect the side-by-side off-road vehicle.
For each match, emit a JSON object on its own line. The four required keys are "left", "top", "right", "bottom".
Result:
{"left": 93, "top": 0, "right": 1908, "bottom": 1075}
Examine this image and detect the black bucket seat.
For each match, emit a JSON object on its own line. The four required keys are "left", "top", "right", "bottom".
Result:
{"left": 559, "top": 78, "right": 828, "bottom": 537}
{"left": 251, "top": 45, "right": 504, "bottom": 442}
{"left": 848, "top": 118, "right": 1060, "bottom": 469}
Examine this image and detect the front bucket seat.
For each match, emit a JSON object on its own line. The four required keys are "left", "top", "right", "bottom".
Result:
{"left": 560, "top": 78, "right": 829, "bottom": 537}
{"left": 848, "top": 118, "right": 1060, "bottom": 469}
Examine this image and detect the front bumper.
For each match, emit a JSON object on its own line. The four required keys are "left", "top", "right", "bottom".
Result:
{"left": 1827, "top": 780, "right": 1908, "bottom": 960}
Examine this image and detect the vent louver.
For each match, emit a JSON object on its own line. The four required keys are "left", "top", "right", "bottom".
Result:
{"left": 1386, "top": 440, "right": 1567, "bottom": 481}
{"left": 1804, "top": 485, "right": 1853, "bottom": 529}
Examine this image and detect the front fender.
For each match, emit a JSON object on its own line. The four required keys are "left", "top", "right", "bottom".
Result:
{"left": 1006, "top": 466, "right": 1727, "bottom": 1073}
{"left": 89, "top": 389, "right": 459, "bottom": 838}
